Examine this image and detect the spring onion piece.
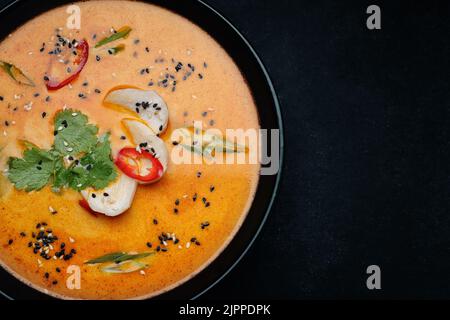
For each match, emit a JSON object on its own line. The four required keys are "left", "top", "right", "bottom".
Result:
{"left": 107, "top": 44, "right": 125, "bottom": 55}
{"left": 0, "top": 61, "right": 35, "bottom": 86}
{"left": 85, "top": 251, "right": 153, "bottom": 265}
{"left": 95, "top": 26, "right": 132, "bottom": 48}
{"left": 101, "top": 260, "right": 148, "bottom": 274}
{"left": 172, "top": 126, "right": 247, "bottom": 157}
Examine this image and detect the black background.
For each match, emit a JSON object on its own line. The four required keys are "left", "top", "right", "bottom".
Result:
{"left": 1, "top": 0, "right": 450, "bottom": 299}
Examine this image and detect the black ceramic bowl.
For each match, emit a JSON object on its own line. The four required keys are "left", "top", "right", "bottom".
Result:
{"left": 0, "top": 0, "right": 283, "bottom": 300}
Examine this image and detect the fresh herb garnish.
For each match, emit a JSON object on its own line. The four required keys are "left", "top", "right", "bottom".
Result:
{"left": 107, "top": 44, "right": 125, "bottom": 55}
{"left": 0, "top": 61, "right": 35, "bottom": 86}
{"left": 7, "top": 147, "right": 61, "bottom": 192}
{"left": 53, "top": 110, "right": 98, "bottom": 156}
{"left": 85, "top": 251, "right": 153, "bottom": 265}
{"left": 7, "top": 109, "right": 117, "bottom": 192}
{"left": 101, "top": 260, "right": 148, "bottom": 274}
{"left": 95, "top": 26, "right": 132, "bottom": 48}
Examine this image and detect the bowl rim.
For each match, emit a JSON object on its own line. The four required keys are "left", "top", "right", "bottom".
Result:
{"left": 0, "top": 0, "right": 284, "bottom": 300}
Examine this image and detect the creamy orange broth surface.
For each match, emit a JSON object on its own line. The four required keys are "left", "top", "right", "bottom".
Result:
{"left": 0, "top": 0, "right": 259, "bottom": 299}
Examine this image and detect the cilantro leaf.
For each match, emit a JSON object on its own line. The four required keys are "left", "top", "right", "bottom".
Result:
{"left": 7, "top": 147, "right": 59, "bottom": 192}
{"left": 7, "top": 110, "right": 117, "bottom": 193}
{"left": 52, "top": 133, "right": 117, "bottom": 191}
{"left": 53, "top": 109, "right": 98, "bottom": 156}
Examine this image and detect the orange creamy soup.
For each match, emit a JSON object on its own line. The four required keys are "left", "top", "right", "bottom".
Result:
{"left": 0, "top": 0, "right": 259, "bottom": 299}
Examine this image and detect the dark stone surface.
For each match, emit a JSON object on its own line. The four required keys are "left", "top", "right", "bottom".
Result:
{"left": 1, "top": 0, "right": 450, "bottom": 299}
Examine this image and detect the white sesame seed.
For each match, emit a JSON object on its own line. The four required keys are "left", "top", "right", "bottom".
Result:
{"left": 24, "top": 101, "right": 33, "bottom": 111}
{"left": 186, "top": 242, "right": 191, "bottom": 249}
{"left": 69, "top": 237, "right": 75, "bottom": 243}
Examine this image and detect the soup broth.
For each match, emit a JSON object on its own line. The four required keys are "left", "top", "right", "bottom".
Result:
{"left": 0, "top": 0, "right": 259, "bottom": 299}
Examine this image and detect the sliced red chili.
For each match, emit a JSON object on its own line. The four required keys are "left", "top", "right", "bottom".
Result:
{"left": 45, "top": 39, "right": 89, "bottom": 91}
{"left": 115, "top": 147, "right": 163, "bottom": 183}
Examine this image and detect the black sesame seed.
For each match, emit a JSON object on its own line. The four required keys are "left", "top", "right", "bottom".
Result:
{"left": 175, "top": 199, "right": 180, "bottom": 206}
{"left": 41, "top": 112, "right": 47, "bottom": 118}
{"left": 120, "top": 135, "right": 126, "bottom": 140}
{"left": 91, "top": 193, "right": 96, "bottom": 198}
{"left": 52, "top": 280, "right": 58, "bottom": 285}
{"left": 56, "top": 267, "right": 61, "bottom": 273}
{"left": 96, "top": 55, "right": 101, "bottom": 62}
{"left": 94, "top": 88, "right": 101, "bottom": 94}
{"left": 103, "top": 193, "right": 109, "bottom": 197}
{"left": 210, "top": 185, "right": 215, "bottom": 192}
{"left": 153, "top": 219, "right": 158, "bottom": 225}
{"left": 173, "top": 208, "right": 179, "bottom": 214}
{"left": 8, "top": 239, "right": 13, "bottom": 245}
{"left": 146, "top": 242, "right": 152, "bottom": 248}
{"left": 20, "top": 232, "right": 26, "bottom": 237}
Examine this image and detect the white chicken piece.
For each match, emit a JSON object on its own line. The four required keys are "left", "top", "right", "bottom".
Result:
{"left": 81, "top": 173, "right": 137, "bottom": 217}
{"left": 104, "top": 87, "right": 169, "bottom": 135}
